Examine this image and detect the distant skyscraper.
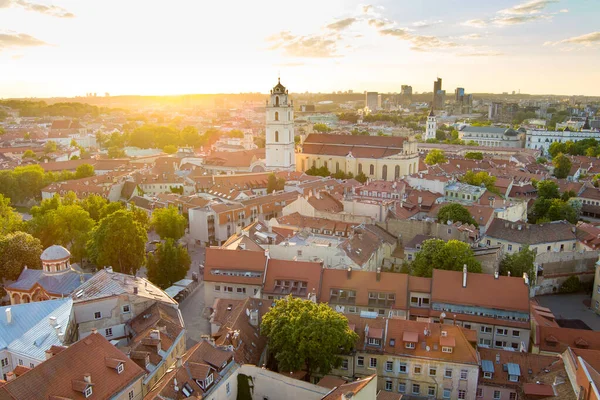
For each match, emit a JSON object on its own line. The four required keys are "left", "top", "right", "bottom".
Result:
{"left": 455, "top": 87, "right": 465, "bottom": 103}
{"left": 401, "top": 85, "right": 413, "bottom": 106}
{"left": 365, "top": 91, "right": 379, "bottom": 111}
{"left": 433, "top": 78, "right": 444, "bottom": 110}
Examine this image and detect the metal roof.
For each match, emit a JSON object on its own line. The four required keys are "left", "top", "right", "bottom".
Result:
{"left": 164, "top": 286, "right": 186, "bottom": 298}
{"left": 0, "top": 299, "right": 71, "bottom": 353}
{"left": 7, "top": 267, "right": 91, "bottom": 295}
{"left": 507, "top": 362, "right": 521, "bottom": 376}
{"left": 41, "top": 245, "right": 71, "bottom": 261}
{"left": 481, "top": 360, "right": 495, "bottom": 373}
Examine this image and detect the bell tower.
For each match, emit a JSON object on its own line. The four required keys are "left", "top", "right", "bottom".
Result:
{"left": 425, "top": 108, "right": 437, "bottom": 141}
{"left": 265, "top": 78, "right": 295, "bottom": 170}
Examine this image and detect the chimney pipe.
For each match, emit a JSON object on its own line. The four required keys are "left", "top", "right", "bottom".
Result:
{"left": 176, "top": 357, "right": 183, "bottom": 368}
{"left": 6, "top": 372, "right": 15, "bottom": 382}
{"left": 376, "top": 267, "right": 381, "bottom": 282}
{"left": 5, "top": 308, "right": 12, "bottom": 324}
{"left": 133, "top": 286, "right": 138, "bottom": 295}
{"left": 494, "top": 271, "right": 499, "bottom": 279}
{"left": 347, "top": 266, "right": 352, "bottom": 279}
{"left": 91, "top": 328, "right": 98, "bottom": 334}
{"left": 83, "top": 373, "right": 92, "bottom": 384}
{"left": 507, "top": 271, "right": 511, "bottom": 277}
{"left": 45, "top": 349, "right": 53, "bottom": 360}
{"left": 49, "top": 316, "right": 57, "bottom": 326}
{"left": 462, "top": 265, "right": 467, "bottom": 288}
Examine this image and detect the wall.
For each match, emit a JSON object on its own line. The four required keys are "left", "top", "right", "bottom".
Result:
{"left": 477, "top": 384, "right": 516, "bottom": 400}
{"left": 112, "top": 376, "right": 144, "bottom": 400}
{"left": 533, "top": 251, "right": 598, "bottom": 295}
{"left": 380, "top": 219, "right": 472, "bottom": 246}
{"left": 593, "top": 264, "right": 600, "bottom": 315}
{"left": 204, "top": 281, "right": 262, "bottom": 309}
{"left": 405, "top": 175, "right": 447, "bottom": 194}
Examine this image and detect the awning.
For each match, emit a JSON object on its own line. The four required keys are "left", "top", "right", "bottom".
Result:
{"left": 481, "top": 360, "right": 494, "bottom": 373}
{"left": 507, "top": 363, "right": 521, "bottom": 376}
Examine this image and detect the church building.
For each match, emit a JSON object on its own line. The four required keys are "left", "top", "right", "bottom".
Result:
{"left": 265, "top": 78, "right": 295, "bottom": 171}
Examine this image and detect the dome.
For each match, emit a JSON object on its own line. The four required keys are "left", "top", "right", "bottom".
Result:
{"left": 41, "top": 245, "right": 71, "bottom": 261}
{"left": 504, "top": 128, "right": 518, "bottom": 136}
{"left": 272, "top": 78, "right": 287, "bottom": 94}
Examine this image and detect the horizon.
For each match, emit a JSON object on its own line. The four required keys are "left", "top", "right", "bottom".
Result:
{"left": 1, "top": 0, "right": 599, "bottom": 98}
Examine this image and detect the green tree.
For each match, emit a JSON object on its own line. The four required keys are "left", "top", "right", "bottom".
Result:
{"left": 266, "top": 173, "right": 285, "bottom": 194}
{"left": 228, "top": 129, "right": 244, "bottom": 138}
{"left": 462, "top": 171, "right": 497, "bottom": 193}
{"left": 0, "top": 232, "right": 43, "bottom": 282}
{"left": 151, "top": 206, "right": 187, "bottom": 240}
{"left": 552, "top": 153, "right": 571, "bottom": 179}
{"left": 44, "top": 141, "right": 57, "bottom": 154}
{"left": 536, "top": 180, "right": 560, "bottom": 199}
{"left": 87, "top": 210, "right": 147, "bottom": 275}
{"left": 0, "top": 194, "right": 22, "bottom": 235}
{"left": 75, "top": 163, "right": 95, "bottom": 179}
{"left": 79, "top": 194, "right": 109, "bottom": 221}
{"left": 261, "top": 296, "right": 358, "bottom": 377}
{"left": 424, "top": 149, "right": 446, "bottom": 165}
{"left": 313, "top": 123, "right": 331, "bottom": 133}
{"left": 560, "top": 276, "right": 581, "bottom": 293}
{"left": 146, "top": 239, "right": 191, "bottom": 289}
{"left": 354, "top": 171, "right": 368, "bottom": 183}
{"left": 22, "top": 149, "right": 37, "bottom": 159}
{"left": 180, "top": 126, "right": 201, "bottom": 147}
{"left": 437, "top": 203, "right": 477, "bottom": 226}
{"left": 99, "top": 201, "right": 124, "bottom": 220}
{"left": 464, "top": 152, "right": 483, "bottom": 160}
{"left": 536, "top": 157, "right": 547, "bottom": 164}
{"left": 411, "top": 239, "right": 481, "bottom": 278}
{"left": 499, "top": 245, "right": 535, "bottom": 279}
{"left": 548, "top": 142, "right": 566, "bottom": 158}
{"left": 107, "top": 146, "right": 126, "bottom": 159}
{"left": 163, "top": 145, "right": 178, "bottom": 154}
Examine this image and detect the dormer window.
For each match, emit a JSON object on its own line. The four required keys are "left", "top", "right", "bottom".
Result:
{"left": 405, "top": 342, "right": 416, "bottom": 349}
{"left": 85, "top": 387, "right": 93, "bottom": 398}
{"left": 442, "top": 346, "right": 453, "bottom": 353}
{"left": 484, "top": 372, "right": 493, "bottom": 379}
{"left": 117, "top": 363, "right": 124, "bottom": 374}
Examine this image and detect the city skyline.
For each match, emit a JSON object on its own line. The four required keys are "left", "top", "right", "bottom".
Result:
{"left": 1, "top": 0, "right": 599, "bottom": 98}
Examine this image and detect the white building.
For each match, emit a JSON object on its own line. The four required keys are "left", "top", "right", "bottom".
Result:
{"left": 526, "top": 130, "right": 600, "bottom": 154}
{"left": 458, "top": 126, "right": 523, "bottom": 148}
{"left": 425, "top": 109, "right": 437, "bottom": 141}
{"left": 265, "top": 78, "right": 295, "bottom": 171}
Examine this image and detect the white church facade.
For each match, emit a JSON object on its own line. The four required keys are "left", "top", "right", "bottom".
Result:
{"left": 265, "top": 78, "right": 296, "bottom": 171}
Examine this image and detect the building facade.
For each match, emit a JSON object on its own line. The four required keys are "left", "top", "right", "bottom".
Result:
{"left": 526, "top": 129, "right": 600, "bottom": 154}
{"left": 458, "top": 126, "right": 523, "bottom": 148}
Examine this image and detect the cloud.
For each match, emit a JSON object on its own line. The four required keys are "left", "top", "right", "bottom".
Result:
{"left": 0, "top": 32, "right": 47, "bottom": 49}
{"left": 268, "top": 31, "right": 340, "bottom": 58}
{"left": 379, "top": 28, "right": 459, "bottom": 51}
{"left": 276, "top": 62, "right": 305, "bottom": 67}
{"left": 368, "top": 18, "right": 391, "bottom": 28}
{"left": 362, "top": 4, "right": 373, "bottom": 14}
{"left": 11, "top": 54, "right": 24, "bottom": 59}
{"left": 412, "top": 19, "right": 443, "bottom": 29}
{"left": 326, "top": 17, "right": 357, "bottom": 31}
{"left": 459, "top": 33, "right": 482, "bottom": 40}
{"left": 498, "top": 0, "right": 558, "bottom": 15}
{"left": 559, "top": 8, "right": 568, "bottom": 13}
{"left": 0, "top": 0, "right": 74, "bottom": 17}
{"left": 462, "top": 19, "right": 488, "bottom": 28}
{"left": 492, "top": 13, "right": 552, "bottom": 25}
{"left": 459, "top": 51, "right": 504, "bottom": 57}
{"left": 544, "top": 31, "right": 600, "bottom": 47}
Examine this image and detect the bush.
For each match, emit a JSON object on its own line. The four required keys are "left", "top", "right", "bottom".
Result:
{"left": 559, "top": 275, "right": 581, "bottom": 293}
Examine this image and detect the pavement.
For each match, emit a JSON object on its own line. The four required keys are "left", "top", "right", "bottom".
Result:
{"left": 535, "top": 293, "right": 600, "bottom": 331}
{"left": 179, "top": 280, "right": 212, "bottom": 349}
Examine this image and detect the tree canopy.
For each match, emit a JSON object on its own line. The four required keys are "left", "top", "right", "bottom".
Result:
{"left": 0, "top": 232, "right": 42, "bottom": 281}
{"left": 499, "top": 245, "right": 536, "bottom": 279}
{"left": 266, "top": 173, "right": 285, "bottom": 194}
{"left": 424, "top": 149, "right": 447, "bottom": 165}
{"left": 313, "top": 123, "right": 331, "bottom": 133}
{"left": 464, "top": 152, "right": 483, "bottom": 160}
{"left": 462, "top": 171, "right": 498, "bottom": 193}
{"left": 151, "top": 206, "right": 187, "bottom": 241}
{"left": 0, "top": 194, "right": 22, "bottom": 235}
{"left": 437, "top": 203, "right": 477, "bottom": 226}
{"left": 261, "top": 296, "right": 358, "bottom": 376}
{"left": 529, "top": 180, "right": 579, "bottom": 224}
{"left": 87, "top": 209, "right": 147, "bottom": 275}
{"left": 410, "top": 239, "right": 481, "bottom": 277}
{"left": 552, "top": 153, "right": 571, "bottom": 179}
{"left": 146, "top": 239, "right": 191, "bottom": 289}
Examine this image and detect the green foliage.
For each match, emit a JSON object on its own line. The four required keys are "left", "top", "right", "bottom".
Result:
{"left": 75, "top": 164, "right": 95, "bottom": 179}
{"left": 471, "top": 121, "right": 492, "bottom": 127}
{"left": 146, "top": 239, "right": 191, "bottom": 289}
{"left": 107, "top": 146, "right": 126, "bottom": 158}
{"left": 44, "top": 141, "right": 57, "bottom": 154}
{"left": 267, "top": 173, "right": 285, "bottom": 194}
{"left": 499, "top": 246, "right": 535, "bottom": 279}
{"left": 163, "top": 145, "right": 178, "bottom": 154}
{"left": 552, "top": 153, "right": 571, "bottom": 179}
{"left": 537, "top": 180, "right": 560, "bottom": 199}
{"left": 87, "top": 209, "right": 148, "bottom": 275}
{"left": 548, "top": 138, "right": 599, "bottom": 158}
{"left": 331, "top": 170, "right": 354, "bottom": 180}
{"left": 0, "top": 164, "right": 48, "bottom": 203}
{"left": 560, "top": 276, "right": 581, "bottom": 293}
{"left": 0, "top": 100, "right": 110, "bottom": 118}
{"left": 350, "top": 129, "right": 370, "bottom": 136}
{"left": 410, "top": 239, "right": 481, "bottom": 278}
{"left": 462, "top": 171, "right": 498, "bottom": 193}
{"left": 151, "top": 206, "right": 187, "bottom": 240}
{"left": 465, "top": 140, "right": 479, "bottom": 146}
{"left": 79, "top": 194, "right": 110, "bottom": 221}
{"left": 536, "top": 157, "right": 548, "bottom": 164}
{"left": 254, "top": 136, "right": 266, "bottom": 148}
{"left": 464, "top": 152, "right": 483, "bottom": 160}
{"left": 228, "top": 129, "right": 244, "bottom": 138}
{"left": 424, "top": 149, "right": 446, "bottom": 165}
{"left": 354, "top": 171, "right": 368, "bottom": 183}
{"left": 0, "top": 232, "right": 43, "bottom": 281}
{"left": 0, "top": 194, "right": 23, "bottom": 235}
{"left": 181, "top": 126, "right": 201, "bottom": 147}
{"left": 261, "top": 296, "right": 358, "bottom": 376}
{"left": 305, "top": 165, "right": 331, "bottom": 177}
{"left": 435, "top": 129, "right": 447, "bottom": 141}
{"left": 22, "top": 149, "right": 37, "bottom": 159}
{"left": 437, "top": 203, "right": 477, "bottom": 226}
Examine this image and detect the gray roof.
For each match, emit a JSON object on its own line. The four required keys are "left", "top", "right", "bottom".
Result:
{"left": 41, "top": 245, "right": 70, "bottom": 261}
{"left": 7, "top": 267, "right": 91, "bottom": 296}
{"left": 72, "top": 269, "right": 176, "bottom": 304}
{"left": 0, "top": 299, "right": 72, "bottom": 357}
{"left": 461, "top": 126, "right": 509, "bottom": 134}
{"left": 485, "top": 218, "right": 576, "bottom": 245}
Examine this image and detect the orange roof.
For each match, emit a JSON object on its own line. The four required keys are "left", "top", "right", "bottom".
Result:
{"left": 537, "top": 326, "right": 600, "bottom": 353}
{"left": 262, "top": 259, "right": 323, "bottom": 298}
{"left": 320, "top": 269, "right": 408, "bottom": 309}
{"left": 321, "top": 375, "right": 376, "bottom": 400}
{"left": 204, "top": 248, "right": 267, "bottom": 285}
{"left": 431, "top": 269, "right": 530, "bottom": 312}
{"left": 478, "top": 348, "right": 558, "bottom": 388}
{"left": 408, "top": 276, "right": 431, "bottom": 293}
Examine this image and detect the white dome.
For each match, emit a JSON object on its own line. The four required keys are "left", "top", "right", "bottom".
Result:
{"left": 41, "top": 245, "right": 71, "bottom": 261}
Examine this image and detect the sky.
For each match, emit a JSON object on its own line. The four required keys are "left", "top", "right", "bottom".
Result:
{"left": 0, "top": 0, "right": 599, "bottom": 98}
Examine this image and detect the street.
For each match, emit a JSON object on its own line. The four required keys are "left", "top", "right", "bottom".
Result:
{"left": 179, "top": 281, "right": 212, "bottom": 349}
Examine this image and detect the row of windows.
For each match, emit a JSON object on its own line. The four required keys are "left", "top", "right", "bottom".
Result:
{"left": 305, "top": 160, "right": 417, "bottom": 178}
{"left": 354, "top": 357, "right": 469, "bottom": 379}
{"left": 380, "top": 380, "right": 467, "bottom": 399}
{"left": 214, "top": 285, "right": 259, "bottom": 295}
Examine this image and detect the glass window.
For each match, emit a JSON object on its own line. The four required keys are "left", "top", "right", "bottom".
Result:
{"left": 428, "top": 386, "right": 436, "bottom": 396}
{"left": 459, "top": 390, "right": 466, "bottom": 399}
{"left": 429, "top": 367, "right": 437, "bottom": 376}
{"left": 412, "top": 384, "right": 420, "bottom": 395}
{"left": 445, "top": 368, "right": 452, "bottom": 378}
{"left": 414, "top": 365, "right": 422, "bottom": 374}
{"left": 399, "top": 363, "right": 408, "bottom": 373}
{"left": 493, "top": 390, "right": 501, "bottom": 399}
{"left": 385, "top": 381, "right": 392, "bottom": 391}
{"left": 398, "top": 383, "right": 406, "bottom": 393}
{"left": 460, "top": 370, "right": 468, "bottom": 380}
{"left": 385, "top": 361, "right": 393, "bottom": 372}
{"left": 357, "top": 356, "right": 364, "bottom": 367}
{"left": 443, "top": 389, "right": 451, "bottom": 399}
{"left": 369, "top": 358, "right": 377, "bottom": 368}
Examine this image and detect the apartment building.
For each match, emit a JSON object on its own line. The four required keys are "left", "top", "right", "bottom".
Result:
{"left": 330, "top": 316, "right": 479, "bottom": 400}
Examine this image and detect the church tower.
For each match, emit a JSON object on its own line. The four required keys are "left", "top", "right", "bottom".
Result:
{"left": 425, "top": 108, "right": 437, "bottom": 141}
{"left": 265, "top": 78, "right": 295, "bottom": 170}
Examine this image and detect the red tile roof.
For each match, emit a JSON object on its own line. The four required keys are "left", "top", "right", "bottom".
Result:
{"left": 204, "top": 248, "right": 267, "bottom": 285}
{"left": 536, "top": 326, "right": 600, "bottom": 353}
{"left": 262, "top": 259, "right": 323, "bottom": 298}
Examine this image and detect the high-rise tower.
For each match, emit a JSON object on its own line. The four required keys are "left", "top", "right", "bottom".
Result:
{"left": 265, "top": 78, "right": 295, "bottom": 170}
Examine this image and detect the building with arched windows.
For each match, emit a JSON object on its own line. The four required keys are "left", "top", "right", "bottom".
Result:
{"left": 296, "top": 134, "right": 419, "bottom": 181}
{"left": 6, "top": 245, "right": 92, "bottom": 305}
{"left": 265, "top": 78, "right": 295, "bottom": 171}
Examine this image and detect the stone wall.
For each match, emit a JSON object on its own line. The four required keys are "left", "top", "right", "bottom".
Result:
{"left": 533, "top": 250, "right": 599, "bottom": 295}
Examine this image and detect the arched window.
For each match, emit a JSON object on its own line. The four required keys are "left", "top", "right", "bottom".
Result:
{"left": 358, "top": 164, "right": 363, "bottom": 174}
{"left": 289, "top": 152, "right": 292, "bottom": 165}
{"left": 288, "top": 111, "right": 290, "bottom": 120}
{"left": 312, "top": 160, "right": 316, "bottom": 168}
{"left": 382, "top": 165, "right": 387, "bottom": 180}
{"left": 370, "top": 164, "right": 374, "bottom": 175}
{"left": 395, "top": 165, "right": 400, "bottom": 179}
{"left": 336, "top": 162, "right": 340, "bottom": 173}
{"left": 301, "top": 159, "right": 305, "bottom": 170}
{"left": 323, "top": 161, "right": 327, "bottom": 170}
{"left": 275, "top": 111, "right": 279, "bottom": 121}
{"left": 275, "top": 131, "right": 279, "bottom": 142}
{"left": 409, "top": 164, "right": 413, "bottom": 175}
{"left": 275, "top": 96, "right": 279, "bottom": 106}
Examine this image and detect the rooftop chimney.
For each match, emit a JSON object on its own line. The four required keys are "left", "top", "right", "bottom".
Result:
{"left": 83, "top": 373, "right": 92, "bottom": 384}
{"left": 176, "top": 357, "right": 183, "bottom": 368}
{"left": 6, "top": 372, "right": 15, "bottom": 382}
{"left": 5, "top": 308, "right": 12, "bottom": 324}
{"left": 45, "top": 349, "right": 54, "bottom": 360}
{"left": 507, "top": 271, "right": 511, "bottom": 277}
{"left": 133, "top": 286, "right": 139, "bottom": 295}
{"left": 347, "top": 266, "right": 352, "bottom": 279}
{"left": 249, "top": 309, "right": 259, "bottom": 327}
{"left": 462, "top": 265, "right": 468, "bottom": 288}
{"left": 91, "top": 328, "right": 98, "bottom": 334}
{"left": 523, "top": 273, "right": 529, "bottom": 286}
{"left": 54, "top": 325, "right": 62, "bottom": 337}
{"left": 150, "top": 329, "right": 161, "bottom": 341}
{"left": 494, "top": 271, "right": 499, "bottom": 279}
{"left": 49, "top": 316, "right": 57, "bottom": 326}
{"left": 376, "top": 267, "right": 381, "bottom": 282}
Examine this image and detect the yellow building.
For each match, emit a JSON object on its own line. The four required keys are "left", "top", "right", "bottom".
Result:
{"left": 296, "top": 134, "right": 419, "bottom": 181}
